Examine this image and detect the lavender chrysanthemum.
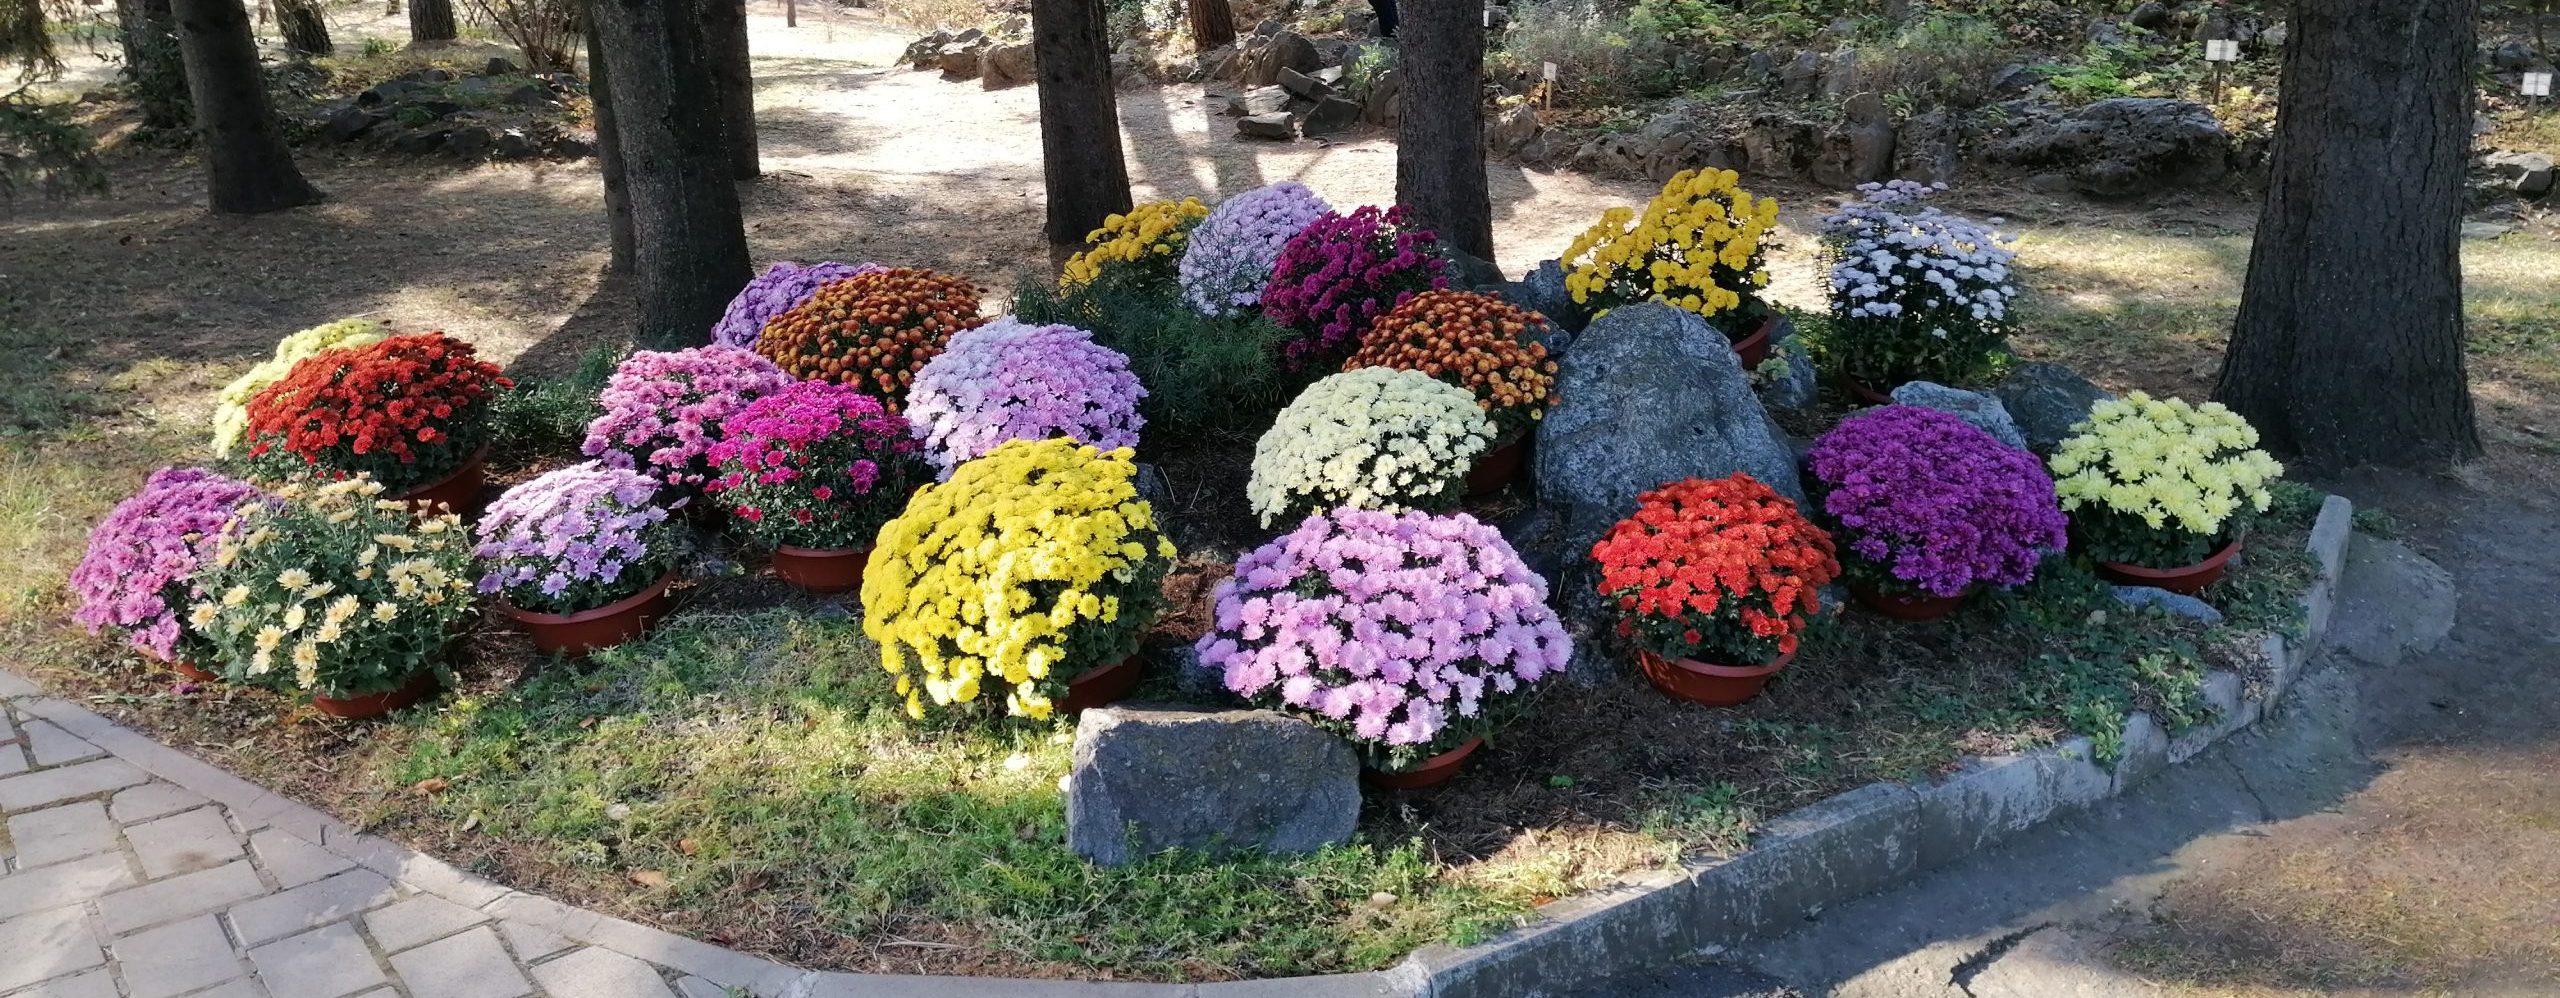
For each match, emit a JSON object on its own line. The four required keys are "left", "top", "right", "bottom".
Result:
{"left": 710, "top": 260, "right": 887, "bottom": 348}
{"left": 474, "top": 462, "right": 680, "bottom": 614}
{"left": 69, "top": 468, "right": 267, "bottom": 662}
{"left": 1177, "top": 182, "right": 1333, "bottom": 317}
{"left": 905, "top": 318, "right": 1147, "bottom": 477}
{"left": 1805, "top": 405, "right": 2067, "bottom": 597}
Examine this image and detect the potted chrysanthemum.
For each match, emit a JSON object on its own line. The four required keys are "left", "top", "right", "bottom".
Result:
{"left": 189, "top": 476, "right": 475, "bottom": 717}
{"left": 70, "top": 468, "right": 268, "bottom": 682}
{"left": 1177, "top": 181, "right": 1333, "bottom": 317}
{"left": 1592, "top": 474, "right": 1839, "bottom": 705}
{"left": 904, "top": 318, "right": 1146, "bottom": 478}
{"left": 2050, "top": 392, "right": 2285, "bottom": 593}
{"left": 1806, "top": 406, "right": 2067, "bottom": 620}
{"left": 211, "top": 318, "right": 388, "bottom": 457}
{"left": 1197, "top": 508, "right": 1573, "bottom": 787}
{"left": 705, "top": 380, "right": 931, "bottom": 594}
{"left": 1060, "top": 197, "right": 1210, "bottom": 298}
{"left": 1261, "top": 204, "right": 1452, "bottom": 370}
{"left": 754, "top": 267, "right": 987, "bottom": 408}
{"left": 1344, "top": 289, "right": 1559, "bottom": 495}
{"left": 1246, "top": 367, "right": 1496, "bottom": 526}
{"left": 1817, "top": 181, "right": 2019, "bottom": 400}
{"left": 1561, "top": 168, "right": 1786, "bottom": 367}
{"left": 475, "top": 463, "right": 687, "bottom": 655}
{"left": 240, "top": 332, "right": 510, "bottom": 514}
{"left": 710, "top": 260, "right": 885, "bottom": 349}
{"left": 864, "top": 437, "right": 1177, "bottom": 721}
{"left": 580, "top": 344, "right": 794, "bottom": 498}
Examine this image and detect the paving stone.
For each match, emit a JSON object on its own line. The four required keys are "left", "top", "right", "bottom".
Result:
{"left": 20, "top": 721, "right": 104, "bottom": 767}
{"left": 15, "top": 967, "right": 119, "bottom": 998}
{"left": 125, "top": 807, "right": 246, "bottom": 880}
{"left": 390, "top": 925, "right": 535, "bottom": 998}
{"left": 0, "top": 851, "right": 134, "bottom": 921}
{"left": 251, "top": 921, "right": 390, "bottom": 998}
{"left": 175, "top": 982, "right": 269, "bottom": 998}
{"left": 676, "top": 976, "right": 732, "bottom": 998}
{"left": 0, "top": 707, "right": 16, "bottom": 739}
{"left": 0, "top": 744, "right": 26, "bottom": 776}
{"left": 365, "top": 894, "right": 488, "bottom": 953}
{"left": 0, "top": 905, "right": 106, "bottom": 992}
{"left": 95, "top": 859, "right": 266, "bottom": 935}
{"left": 498, "top": 917, "right": 575, "bottom": 960}
{"left": 110, "top": 783, "right": 209, "bottom": 825}
{"left": 533, "top": 946, "right": 680, "bottom": 998}
{"left": 226, "top": 868, "right": 397, "bottom": 945}
{"left": 112, "top": 914, "right": 244, "bottom": 998}
{"left": 249, "top": 828, "right": 357, "bottom": 888}
{"left": 6, "top": 800, "right": 120, "bottom": 868}
{"left": 0, "top": 758, "right": 149, "bottom": 812}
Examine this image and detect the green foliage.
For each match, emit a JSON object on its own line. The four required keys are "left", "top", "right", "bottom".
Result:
{"left": 1012, "top": 274, "right": 1301, "bottom": 435}
{"left": 1862, "top": 13, "right": 2017, "bottom": 109}
{"left": 489, "top": 344, "right": 622, "bottom": 466}
{"left": 361, "top": 36, "right": 400, "bottom": 58}
{"left": 1491, "top": 0, "right": 1687, "bottom": 106}
{"left": 0, "top": 95, "right": 106, "bottom": 203}
{"left": 2037, "top": 38, "right": 2185, "bottom": 103}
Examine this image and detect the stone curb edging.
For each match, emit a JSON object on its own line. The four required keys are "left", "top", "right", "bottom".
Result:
{"left": 0, "top": 495, "right": 2351, "bottom": 998}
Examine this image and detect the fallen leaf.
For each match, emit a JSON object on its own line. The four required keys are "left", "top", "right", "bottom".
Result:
{"left": 630, "top": 869, "right": 669, "bottom": 888}
{"left": 678, "top": 838, "right": 700, "bottom": 856}
{"left": 411, "top": 777, "right": 451, "bottom": 796}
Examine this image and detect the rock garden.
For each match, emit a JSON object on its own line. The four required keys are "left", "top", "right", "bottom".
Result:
{"left": 48, "top": 166, "right": 2344, "bottom": 982}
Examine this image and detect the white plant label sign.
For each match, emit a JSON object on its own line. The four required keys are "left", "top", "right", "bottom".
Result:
{"left": 2203, "top": 39, "right": 2240, "bottom": 62}
{"left": 1542, "top": 61, "right": 1559, "bottom": 82}
{"left": 2527, "top": 72, "right": 2555, "bottom": 98}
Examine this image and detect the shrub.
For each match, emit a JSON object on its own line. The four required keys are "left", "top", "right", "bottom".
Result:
{"left": 1262, "top": 205, "right": 1451, "bottom": 370}
{"left": 580, "top": 345, "right": 794, "bottom": 492}
{"left": 243, "top": 333, "right": 509, "bottom": 493}
{"left": 70, "top": 468, "right": 267, "bottom": 665}
{"left": 2049, "top": 392, "right": 2284, "bottom": 568}
{"left": 1178, "top": 181, "right": 1332, "bottom": 317}
{"left": 755, "top": 268, "right": 986, "bottom": 408}
{"left": 1491, "top": 0, "right": 1682, "bottom": 107}
{"left": 1197, "top": 508, "right": 1572, "bottom": 772}
{"left": 1246, "top": 368, "right": 1495, "bottom": 526}
{"left": 1061, "top": 198, "right": 1210, "bottom": 295}
{"left": 489, "top": 344, "right": 622, "bottom": 465}
{"left": 211, "top": 317, "right": 389, "bottom": 456}
{"left": 1590, "top": 474, "right": 1838, "bottom": 666}
{"left": 1861, "top": 14, "right": 2017, "bottom": 110}
{"left": 703, "top": 380, "right": 931, "bottom": 551}
{"left": 712, "top": 260, "right": 885, "bottom": 349}
{"left": 190, "top": 476, "right": 475, "bottom": 696}
{"left": 473, "top": 463, "right": 684, "bottom": 614}
{"left": 906, "top": 318, "right": 1146, "bottom": 477}
{"left": 1343, "top": 289, "right": 1558, "bottom": 443}
{"left": 1012, "top": 277, "right": 1297, "bottom": 434}
{"left": 863, "top": 438, "right": 1176, "bottom": 722}
{"left": 1820, "top": 180, "right": 2018, "bottom": 388}
{"left": 1562, "top": 169, "right": 1782, "bottom": 332}
{"left": 1805, "top": 405, "right": 2066, "bottom": 598}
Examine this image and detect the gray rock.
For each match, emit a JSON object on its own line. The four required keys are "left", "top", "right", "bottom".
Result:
{"left": 2259, "top": 22, "right": 2287, "bottom": 47}
{"left": 1813, "top": 99, "right": 1895, "bottom": 188}
{"left": 1889, "top": 382, "right": 2028, "bottom": 450}
{"left": 1486, "top": 103, "right": 1542, "bottom": 156}
{"left": 904, "top": 29, "right": 955, "bottom": 69}
{"left": 2025, "top": 172, "right": 2073, "bottom": 194}
{"left": 1515, "top": 259, "right": 1589, "bottom": 334}
{"left": 1441, "top": 246, "right": 1505, "bottom": 290}
{"left": 1820, "top": 47, "right": 1862, "bottom": 99}
{"left": 1154, "top": 643, "right": 1231, "bottom": 701}
{"left": 493, "top": 127, "right": 537, "bottom": 159}
{"left": 1238, "top": 112, "right": 1296, "bottom": 140}
{"left": 504, "top": 82, "right": 557, "bottom": 108}
{"left": 2112, "top": 586, "right": 2225, "bottom": 625}
{"left": 1987, "top": 97, "right": 2229, "bottom": 198}
{"left": 1362, "top": 68, "right": 1402, "bottom": 127}
{"left": 550, "top": 135, "right": 594, "bottom": 159}
{"left": 1499, "top": 505, "right": 1570, "bottom": 585}
{"left": 2489, "top": 38, "right": 2539, "bottom": 71}
{"left": 1277, "top": 65, "right": 1334, "bottom": 101}
{"left": 1743, "top": 49, "right": 1776, "bottom": 84}
{"left": 1742, "top": 115, "right": 1818, "bottom": 178}
{"left": 399, "top": 67, "right": 453, "bottom": 84}
{"left": 1754, "top": 338, "right": 1819, "bottom": 415}
{"left": 952, "top": 27, "right": 986, "bottom": 44}
{"left": 484, "top": 56, "right": 518, "bottom": 76}
{"left": 2087, "top": 18, "right": 2127, "bottom": 47}
{"left": 1225, "top": 85, "right": 1290, "bottom": 116}
{"left": 2485, "top": 150, "right": 2556, "bottom": 199}
{"left": 324, "top": 105, "right": 386, "bottom": 142}
{"left": 1299, "top": 96, "right": 1363, "bottom": 136}
{"left": 455, "top": 76, "right": 496, "bottom": 99}
{"left": 1779, "top": 49, "right": 1822, "bottom": 99}
{"left": 389, "top": 127, "right": 450, "bottom": 154}
{"left": 1990, "top": 361, "right": 2114, "bottom": 452}
{"left": 1894, "top": 109, "right": 1962, "bottom": 184}
{"left": 1066, "top": 708, "right": 1359, "bottom": 866}
{"left": 1269, "top": 31, "right": 1322, "bottom": 74}
{"left": 1537, "top": 303, "right": 1804, "bottom": 619}
{"left": 981, "top": 42, "right": 1036, "bottom": 89}
{"left": 2128, "top": 1, "right": 2172, "bottom": 31}
{"left": 357, "top": 79, "right": 430, "bottom": 106}
{"left": 1517, "top": 128, "right": 1578, "bottom": 171}
{"left": 448, "top": 124, "right": 495, "bottom": 159}
{"left": 995, "top": 13, "right": 1028, "bottom": 37}
{"left": 938, "top": 43, "right": 984, "bottom": 79}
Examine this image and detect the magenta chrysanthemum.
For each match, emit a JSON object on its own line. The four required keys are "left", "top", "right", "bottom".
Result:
{"left": 581, "top": 345, "right": 795, "bottom": 492}
{"left": 1262, "top": 205, "right": 1451, "bottom": 369}
{"left": 704, "top": 380, "right": 930, "bottom": 549}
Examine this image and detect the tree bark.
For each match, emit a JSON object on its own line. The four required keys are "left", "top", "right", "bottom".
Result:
{"left": 409, "top": 0, "right": 455, "bottom": 43}
{"left": 115, "top": 0, "right": 191, "bottom": 130}
{"left": 273, "top": 0, "right": 331, "bottom": 54}
{"left": 1187, "top": 0, "right": 1232, "bottom": 51}
{"left": 587, "top": 19, "right": 634, "bottom": 274}
{"left": 1395, "top": 0, "right": 1492, "bottom": 264}
{"left": 1032, "top": 0, "right": 1132, "bottom": 254}
{"left": 592, "top": 0, "right": 751, "bottom": 346}
{"left": 2214, "top": 0, "right": 2482, "bottom": 471}
{"left": 701, "top": 0, "right": 758, "bottom": 179}
{"left": 170, "top": 0, "right": 323, "bottom": 214}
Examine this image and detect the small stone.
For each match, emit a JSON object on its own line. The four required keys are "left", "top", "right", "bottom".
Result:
{"left": 1299, "top": 96, "right": 1363, "bottom": 136}
{"left": 1065, "top": 708, "right": 1359, "bottom": 866}
{"left": 325, "top": 105, "right": 388, "bottom": 142}
{"left": 1224, "top": 85, "right": 1290, "bottom": 116}
{"left": 1992, "top": 361, "right": 2114, "bottom": 452}
{"left": 981, "top": 42, "right": 1036, "bottom": 89}
{"left": 493, "top": 128, "right": 537, "bottom": 159}
{"left": 2484, "top": 151, "right": 2556, "bottom": 199}
{"left": 1889, "top": 382, "right": 2028, "bottom": 451}
{"left": 1754, "top": 338, "right": 1819, "bottom": 415}
{"left": 448, "top": 125, "right": 495, "bottom": 159}
{"left": 1238, "top": 112, "right": 1296, "bottom": 140}
{"left": 1368, "top": 891, "right": 1398, "bottom": 907}
{"left": 1277, "top": 66, "right": 1334, "bottom": 102}
{"left": 2128, "top": 1, "right": 2172, "bottom": 31}
{"left": 2112, "top": 586, "right": 2226, "bottom": 625}
{"left": 504, "top": 82, "right": 556, "bottom": 108}
{"left": 484, "top": 56, "right": 519, "bottom": 76}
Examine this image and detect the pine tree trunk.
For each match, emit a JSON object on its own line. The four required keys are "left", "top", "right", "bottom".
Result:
{"left": 588, "top": 20, "right": 634, "bottom": 274}
{"left": 700, "top": 0, "right": 759, "bottom": 179}
{"left": 116, "top": 0, "right": 191, "bottom": 130}
{"left": 170, "top": 0, "right": 323, "bottom": 213}
{"left": 1187, "top": 0, "right": 1232, "bottom": 51}
{"left": 409, "top": 0, "right": 455, "bottom": 43}
{"left": 1032, "top": 0, "right": 1131, "bottom": 254}
{"left": 592, "top": 0, "right": 751, "bottom": 346}
{"left": 2214, "top": 0, "right": 2481, "bottom": 471}
{"left": 274, "top": 0, "right": 331, "bottom": 55}
{"left": 1395, "top": 0, "right": 1492, "bottom": 263}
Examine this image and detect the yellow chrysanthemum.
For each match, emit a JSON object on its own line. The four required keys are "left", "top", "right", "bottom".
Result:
{"left": 1561, "top": 169, "right": 1776, "bottom": 323}
{"left": 1061, "top": 197, "right": 1212, "bottom": 290}
{"left": 2050, "top": 391, "right": 2284, "bottom": 539}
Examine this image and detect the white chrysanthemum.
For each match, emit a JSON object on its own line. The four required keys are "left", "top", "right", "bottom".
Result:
{"left": 1246, "top": 368, "right": 1494, "bottom": 525}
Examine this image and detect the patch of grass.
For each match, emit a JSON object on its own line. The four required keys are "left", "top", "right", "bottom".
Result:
{"left": 488, "top": 343, "right": 623, "bottom": 467}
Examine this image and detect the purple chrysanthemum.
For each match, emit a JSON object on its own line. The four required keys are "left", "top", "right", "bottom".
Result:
{"left": 1805, "top": 405, "right": 2067, "bottom": 597}
{"left": 710, "top": 261, "right": 887, "bottom": 348}
{"left": 69, "top": 468, "right": 267, "bottom": 662}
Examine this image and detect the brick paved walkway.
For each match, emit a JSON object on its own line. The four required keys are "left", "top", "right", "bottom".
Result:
{"left": 0, "top": 671, "right": 809, "bottom": 998}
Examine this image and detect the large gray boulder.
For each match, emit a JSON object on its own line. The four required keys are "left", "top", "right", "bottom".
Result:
{"left": 1987, "top": 97, "right": 2229, "bottom": 197}
{"left": 1889, "top": 381, "right": 2027, "bottom": 451}
{"left": 1537, "top": 303, "right": 1805, "bottom": 571}
{"left": 1990, "top": 361, "right": 2114, "bottom": 452}
{"left": 1065, "top": 708, "right": 1358, "bottom": 866}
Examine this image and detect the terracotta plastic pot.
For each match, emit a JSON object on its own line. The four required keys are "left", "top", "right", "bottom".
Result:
{"left": 1638, "top": 647, "right": 1796, "bottom": 707}
{"left": 771, "top": 544, "right": 871, "bottom": 594}
{"left": 1839, "top": 374, "right": 1895, "bottom": 406}
{"left": 1060, "top": 653, "right": 1145, "bottom": 712}
{"left": 310, "top": 670, "right": 441, "bottom": 719}
{"left": 499, "top": 572, "right": 675, "bottom": 656}
{"left": 1729, "top": 314, "right": 1781, "bottom": 371}
{"left": 1465, "top": 437, "right": 1530, "bottom": 496}
{"left": 1849, "top": 582, "right": 1968, "bottom": 621}
{"left": 396, "top": 445, "right": 491, "bottom": 517}
{"left": 1365, "top": 737, "right": 1485, "bottom": 790}
{"left": 171, "top": 659, "right": 221, "bottom": 683}
{"left": 2096, "top": 536, "right": 2243, "bottom": 596}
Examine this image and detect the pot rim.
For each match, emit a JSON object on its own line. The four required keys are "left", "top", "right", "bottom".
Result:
{"left": 393, "top": 442, "right": 493, "bottom": 499}
{"left": 773, "top": 542, "right": 876, "bottom": 558}
{"left": 2096, "top": 534, "right": 2245, "bottom": 579}
{"left": 1650, "top": 645, "right": 1797, "bottom": 679}
{"left": 498, "top": 571, "right": 675, "bottom": 625}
